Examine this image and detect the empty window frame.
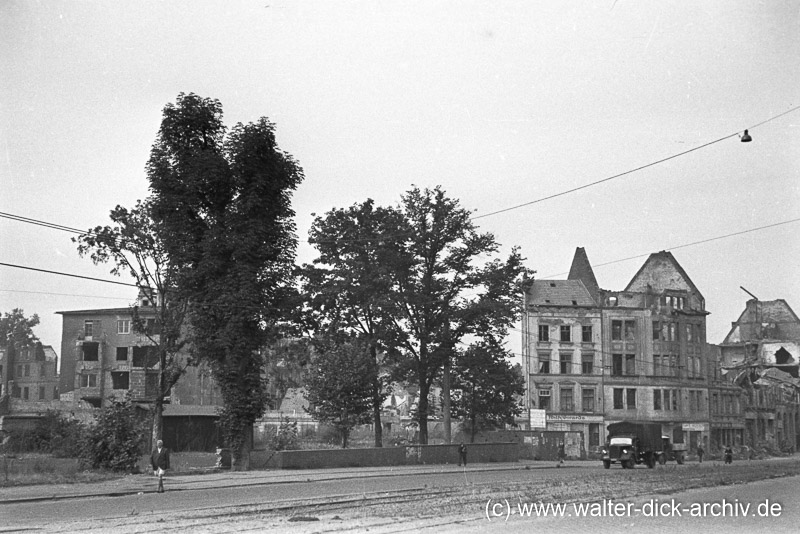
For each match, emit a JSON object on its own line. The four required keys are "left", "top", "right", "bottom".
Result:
{"left": 538, "top": 389, "right": 551, "bottom": 410}
{"left": 654, "top": 389, "right": 662, "bottom": 410}
{"left": 581, "top": 325, "right": 592, "bottom": 343}
{"left": 626, "top": 388, "right": 637, "bottom": 409}
{"left": 560, "top": 325, "right": 571, "bottom": 342}
{"left": 559, "top": 353, "right": 572, "bottom": 374}
{"left": 82, "top": 342, "right": 99, "bottom": 361}
{"left": 581, "top": 353, "right": 594, "bottom": 374}
{"left": 80, "top": 373, "right": 97, "bottom": 388}
{"left": 116, "top": 347, "right": 128, "bottom": 361}
{"left": 612, "top": 354, "right": 623, "bottom": 376}
{"left": 111, "top": 371, "right": 130, "bottom": 390}
{"left": 84, "top": 321, "right": 94, "bottom": 337}
{"left": 538, "top": 354, "right": 550, "bottom": 374}
{"left": 560, "top": 387, "right": 574, "bottom": 412}
{"left": 582, "top": 388, "right": 595, "bottom": 412}
{"left": 613, "top": 388, "right": 624, "bottom": 409}
{"left": 538, "top": 325, "right": 550, "bottom": 342}
{"left": 625, "top": 354, "right": 636, "bottom": 375}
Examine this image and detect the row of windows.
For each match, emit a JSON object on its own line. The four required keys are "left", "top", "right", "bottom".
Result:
{"left": 15, "top": 363, "right": 49, "bottom": 378}
{"left": 537, "top": 353, "right": 595, "bottom": 374}
{"left": 538, "top": 325, "right": 593, "bottom": 343}
{"left": 652, "top": 321, "right": 703, "bottom": 343}
{"left": 537, "top": 387, "right": 597, "bottom": 412}
{"left": 83, "top": 318, "right": 160, "bottom": 337}
{"left": 78, "top": 371, "right": 159, "bottom": 393}
{"left": 81, "top": 343, "right": 159, "bottom": 367}
{"left": 11, "top": 385, "right": 57, "bottom": 400}
{"left": 539, "top": 319, "right": 702, "bottom": 345}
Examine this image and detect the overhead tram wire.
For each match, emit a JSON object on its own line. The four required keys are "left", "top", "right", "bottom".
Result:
{"left": 538, "top": 216, "right": 800, "bottom": 279}
{"left": 472, "top": 104, "right": 800, "bottom": 221}
{"left": 2, "top": 214, "right": 800, "bottom": 301}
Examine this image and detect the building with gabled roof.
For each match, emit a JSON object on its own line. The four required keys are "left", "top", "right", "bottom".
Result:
{"left": 523, "top": 248, "right": 714, "bottom": 455}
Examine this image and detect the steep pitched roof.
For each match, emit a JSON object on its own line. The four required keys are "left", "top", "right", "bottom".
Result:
{"left": 529, "top": 279, "right": 596, "bottom": 306}
{"left": 567, "top": 247, "right": 600, "bottom": 300}
{"left": 723, "top": 299, "right": 800, "bottom": 344}
{"left": 624, "top": 250, "right": 703, "bottom": 299}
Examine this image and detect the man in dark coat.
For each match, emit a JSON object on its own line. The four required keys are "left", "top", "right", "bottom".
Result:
{"left": 458, "top": 443, "right": 467, "bottom": 466}
{"left": 151, "top": 439, "right": 170, "bottom": 493}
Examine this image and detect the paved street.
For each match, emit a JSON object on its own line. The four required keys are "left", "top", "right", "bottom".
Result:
{"left": 2, "top": 458, "right": 799, "bottom": 533}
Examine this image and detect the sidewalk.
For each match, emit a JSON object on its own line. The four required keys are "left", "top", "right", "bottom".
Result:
{"left": 0, "top": 460, "right": 550, "bottom": 505}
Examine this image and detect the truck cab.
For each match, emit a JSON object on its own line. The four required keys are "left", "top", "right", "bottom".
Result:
{"left": 602, "top": 434, "right": 654, "bottom": 469}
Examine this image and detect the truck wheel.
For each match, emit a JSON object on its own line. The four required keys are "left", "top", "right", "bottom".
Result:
{"left": 647, "top": 455, "right": 655, "bottom": 468}
{"left": 676, "top": 454, "right": 684, "bottom": 465}
{"left": 624, "top": 459, "right": 633, "bottom": 469}
{"left": 603, "top": 460, "right": 611, "bottom": 469}
{"left": 658, "top": 454, "right": 666, "bottom": 465}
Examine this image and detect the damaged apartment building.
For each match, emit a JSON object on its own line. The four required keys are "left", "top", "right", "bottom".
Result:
{"left": 57, "top": 292, "right": 224, "bottom": 451}
{"left": 522, "top": 248, "right": 712, "bottom": 452}
{"left": 719, "top": 298, "right": 800, "bottom": 451}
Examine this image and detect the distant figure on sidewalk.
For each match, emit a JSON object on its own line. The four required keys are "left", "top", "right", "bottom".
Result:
{"left": 151, "top": 439, "right": 170, "bottom": 493}
{"left": 458, "top": 443, "right": 467, "bottom": 466}
{"left": 557, "top": 441, "right": 566, "bottom": 466}
{"left": 697, "top": 445, "right": 704, "bottom": 463}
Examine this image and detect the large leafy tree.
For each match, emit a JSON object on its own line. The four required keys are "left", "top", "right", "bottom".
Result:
{"left": 146, "top": 93, "right": 303, "bottom": 469}
{"left": 305, "top": 339, "right": 376, "bottom": 448}
{"left": 451, "top": 342, "right": 524, "bottom": 443}
{"left": 75, "top": 200, "right": 189, "bottom": 449}
{"left": 303, "top": 199, "right": 408, "bottom": 446}
{"left": 389, "top": 186, "right": 532, "bottom": 444}
{"left": 0, "top": 309, "right": 40, "bottom": 347}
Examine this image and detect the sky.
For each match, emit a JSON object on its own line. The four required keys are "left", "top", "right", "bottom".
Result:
{"left": 2, "top": 0, "right": 799, "bottom": 365}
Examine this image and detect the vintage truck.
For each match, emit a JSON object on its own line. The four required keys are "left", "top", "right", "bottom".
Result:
{"left": 602, "top": 421, "right": 685, "bottom": 469}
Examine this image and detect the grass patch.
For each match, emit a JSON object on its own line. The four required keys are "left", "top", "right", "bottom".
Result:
{"left": 0, "top": 454, "right": 122, "bottom": 488}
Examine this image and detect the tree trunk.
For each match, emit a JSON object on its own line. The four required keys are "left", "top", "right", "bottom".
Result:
{"left": 373, "top": 382, "right": 383, "bottom": 448}
{"left": 370, "top": 344, "right": 382, "bottom": 447}
{"left": 232, "top": 424, "right": 253, "bottom": 471}
{"left": 442, "top": 355, "right": 451, "bottom": 444}
{"left": 151, "top": 400, "right": 164, "bottom": 450}
{"left": 417, "top": 379, "right": 430, "bottom": 445}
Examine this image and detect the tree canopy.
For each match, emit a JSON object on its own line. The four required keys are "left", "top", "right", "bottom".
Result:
{"left": 305, "top": 339, "right": 376, "bottom": 448}
{"left": 1, "top": 308, "right": 40, "bottom": 347}
{"left": 146, "top": 93, "right": 303, "bottom": 468}
{"left": 303, "top": 186, "right": 532, "bottom": 444}
{"left": 303, "top": 199, "right": 408, "bottom": 446}
{"left": 451, "top": 342, "right": 524, "bottom": 442}
{"left": 75, "top": 199, "right": 189, "bottom": 448}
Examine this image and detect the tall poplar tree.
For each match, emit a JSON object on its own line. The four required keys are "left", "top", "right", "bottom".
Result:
{"left": 146, "top": 93, "right": 303, "bottom": 469}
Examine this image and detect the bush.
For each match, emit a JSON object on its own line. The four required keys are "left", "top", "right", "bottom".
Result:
{"left": 80, "top": 397, "right": 148, "bottom": 472}
{"left": 271, "top": 418, "right": 300, "bottom": 451}
{"left": 2, "top": 411, "right": 84, "bottom": 457}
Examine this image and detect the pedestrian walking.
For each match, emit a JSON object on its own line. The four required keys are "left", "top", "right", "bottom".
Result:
{"left": 557, "top": 441, "right": 566, "bottom": 466}
{"left": 151, "top": 439, "right": 170, "bottom": 493}
{"left": 697, "top": 445, "right": 704, "bottom": 463}
{"left": 458, "top": 443, "right": 467, "bottom": 466}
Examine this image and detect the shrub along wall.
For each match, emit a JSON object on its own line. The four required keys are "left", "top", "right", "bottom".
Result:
{"left": 249, "top": 442, "right": 521, "bottom": 470}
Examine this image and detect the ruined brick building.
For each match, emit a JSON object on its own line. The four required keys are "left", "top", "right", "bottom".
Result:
{"left": 719, "top": 298, "right": 800, "bottom": 451}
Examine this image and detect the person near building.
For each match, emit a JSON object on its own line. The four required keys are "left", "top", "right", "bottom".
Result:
{"left": 151, "top": 439, "right": 170, "bottom": 493}
{"left": 458, "top": 443, "right": 467, "bottom": 466}
{"left": 697, "top": 445, "right": 704, "bottom": 463}
{"left": 558, "top": 441, "right": 566, "bottom": 465}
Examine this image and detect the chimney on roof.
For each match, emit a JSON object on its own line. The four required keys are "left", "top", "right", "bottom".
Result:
{"left": 568, "top": 247, "right": 600, "bottom": 303}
